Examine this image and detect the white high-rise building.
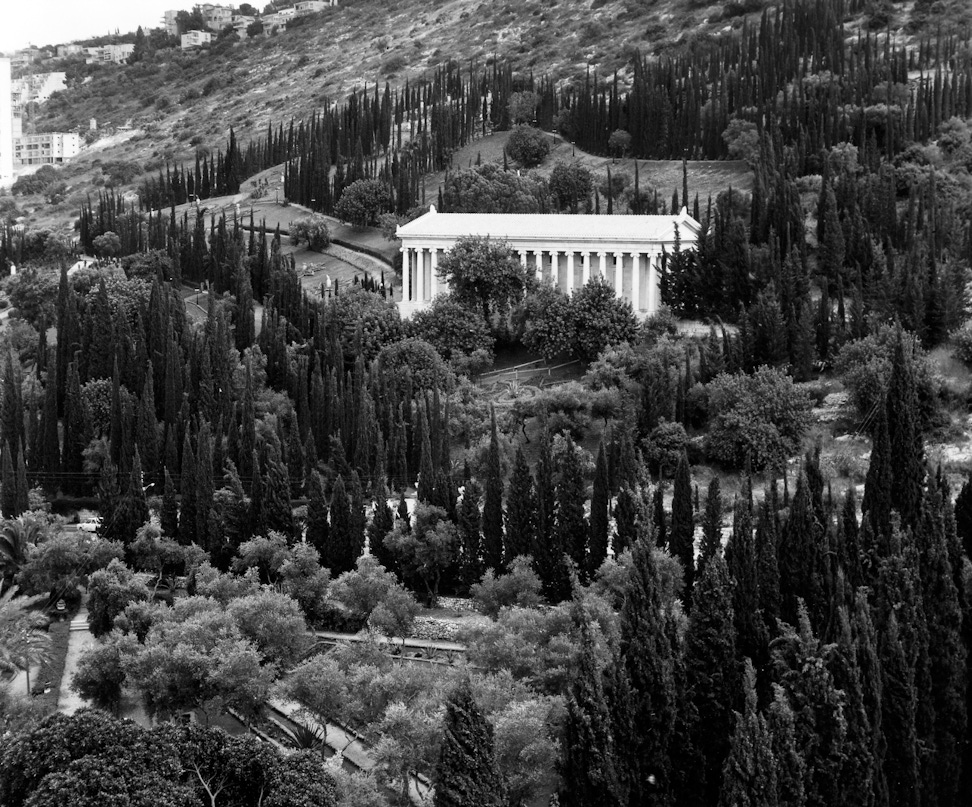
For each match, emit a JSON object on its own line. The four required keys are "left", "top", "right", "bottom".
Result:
{"left": 0, "top": 58, "right": 14, "bottom": 187}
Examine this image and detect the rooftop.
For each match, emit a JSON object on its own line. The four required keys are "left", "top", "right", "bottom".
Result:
{"left": 397, "top": 207, "right": 701, "bottom": 244}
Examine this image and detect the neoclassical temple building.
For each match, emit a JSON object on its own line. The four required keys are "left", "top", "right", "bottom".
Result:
{"left": 395, "top": 206, "right": 701, "bottom": 319}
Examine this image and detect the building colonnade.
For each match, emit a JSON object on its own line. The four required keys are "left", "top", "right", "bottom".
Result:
{"left": 400, "top": 244, "right": 666, "bottom": 315}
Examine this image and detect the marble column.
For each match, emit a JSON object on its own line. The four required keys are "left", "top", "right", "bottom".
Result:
{"left": 566, "top": 252, "right": 575, "bottom": 294}
{"left": 614, "top": 251, "right": 624, "bottom": 299}
{"left": 535, "top": 250, "right": 544, "bottom": 284}
{"left": 401, "top": 248, "right": 411, "bottom": 301}
{"left": 582, "top": 252, "right": 591, "bottom": 286}
{"left": 417, "top": 248, "right": 426, "bottom": 302}
{"left": 430, "top": 247, "right": 439, "bottom": 297}
{"left": 549, "top": 250, "right": 559, "bottom": 289}
{"left": 631, "top": 252, "right": 641, "bottom": 313}
{"left": 647, "top": 252, "right": 657, "bottom": 313}
{"left": 519, "top": 249, "right": 528, "bottom": 268}
{"left": 598, "top": 251, "right": 607, "bottom": 281}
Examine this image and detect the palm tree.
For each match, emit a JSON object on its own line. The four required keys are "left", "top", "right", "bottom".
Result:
{"left": 0, "top": 583, "right": 51, "bottom": 694}
{"left": 0, "top": 518, "right": 41, "bottom": 585}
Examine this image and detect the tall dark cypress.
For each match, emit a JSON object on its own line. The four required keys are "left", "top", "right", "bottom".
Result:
{"left": 504, "top": 445, "right": 535, "bottom": 564}
{"left": 879, "top": 610, "right": 919, "bottom": 807}
{"left": 727, "top": 500, "right": 766, "bottom": 672}
{"left": 160, "top": 468, "right": 179, "bottom": 541}
{"left": 179, "top": 430, "right": 198, "bottom": 546}
{"left": 305, "top": 470, "right": 329, "bottom": 556}
{"left": 955, "top": 472, "right": 972, "bottom": 559}
{"left": 682, "top": 554, "right": 739, "bottom": 807}
{"left": 618, "top": 536, "right": 676, "bottom": 805}
{"left": 698, "top": 477, "right": 723, "bottom": 574}
{"left": 886, "top": 330, "right": 924, "bottom": 530}
{"left": 195, "top": 421, "right": 215, "bottom": 552}
{"left": 38, "top": 359, "right": 60, "bottom": 484}
{"left": 778, "top": 471, "right": 826, "bottom": 627}
{"left": 62, "top": 361, "right": 89, "bottom": 494}
{"left": 670, "top": 451, "right": 695, "bottom": 599}
{"left": 588, "top": 441, "right": 610, "bottom": 576}
{"left": 458, "top": 471, "right": 483, "bottom": 589}
{"left": 613, "top": 486, "right": 639, "bottom": 556}
{"left": 348, "top": 471, "right": 367, "bottom": 562}
{"left": 561, "top": 619, "right": 623, "bottom": 807}
{"left": 433, "top": 679, "right": 504, "bottom": 807}
{"left": 553, "top": 435, "right": 587, "bottom": 594}
{"left": 533, "top": 425, "right": 556, "bottom": 589}
{"left": 136, "top": 367, "right": 159, "bottom": 483}
{"left": 0, "top": 442, "right": 17, "bottom": 518}
{"left": 327, "top": 474, "right": 354, "bottom": 575}
{"left": 368, "top": 474, "right": 395, "bottom": 571}
{"left": 263, "top": 443, "right": 294, "bottom": 538}
{"left": 481, "top": 405, "right": 504, "bottom": 572}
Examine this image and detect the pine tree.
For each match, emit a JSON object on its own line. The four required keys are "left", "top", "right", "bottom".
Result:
{"left": 481, "top": 406, "right": 504, "bottom": 571}
{"left": 683, "top": 554, "right": 740, "bottom": 807}
{"left": 589, "top": 441, "right": 610, "bottom": 576}
{"left": 717, "top": 660, "right": 779, "bottom": 807}
{"left": 561, "top": 620, "right": 623, "bottom": 807}
{"left": 504, "top": 445, "right": 535, "bottom": 564}
{"left": 618, "top": 536, "right": 677, "bottom": 805}
{"left": 699, "top": 477, "right": 723, "bottom": 574}
{"left": 327, "top": 475, "right": 354, "bottom": 574}
{"left": 670, "top": 451, "right": 695, "bottom": 599}
{"left": 433, "top": 679, "right": 504, "bottom": 807}
{"left": 161, "top": 468, "right": 179, "bottom": 541}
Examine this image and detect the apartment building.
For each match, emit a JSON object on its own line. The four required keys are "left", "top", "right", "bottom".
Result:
{"left": 0, "top": 59, "right": 13, "bottom": 186}
{"left": 181, "top": 30, "right": 214, "bottom": 50}
{"left": 13, "top": 132, "right": 82, "bottom": 166}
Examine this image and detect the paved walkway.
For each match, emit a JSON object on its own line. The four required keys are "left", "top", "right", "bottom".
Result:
{"left": 6, "top": 662, "right": 40, "bottom": 697}
{"left": 57, "top": 607, "right": 97, "bottom": 715}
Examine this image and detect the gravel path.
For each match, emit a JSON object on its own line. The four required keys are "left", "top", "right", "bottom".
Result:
{"left": 57, "top": 607, "right": 97, "bottom": 715}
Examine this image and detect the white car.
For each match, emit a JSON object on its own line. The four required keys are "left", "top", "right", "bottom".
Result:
{"left": 77, "top": 517, "right": 101, "bottom": 533}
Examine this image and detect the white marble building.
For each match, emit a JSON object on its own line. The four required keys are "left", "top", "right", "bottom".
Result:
{"left": 395, "top": 207, "right": 701, "bottom": 319}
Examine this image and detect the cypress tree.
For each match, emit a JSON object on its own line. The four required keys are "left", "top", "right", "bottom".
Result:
{"left": 683, "top": 554, "right": 740, "bottom": 807}
{"left": 879, "top": 609, "right": 919, "bottom": 807}
{"left": 417, "top": 403, "right": 435, "bottom": 503}
{"left": 458, "top": 471, "right": 483, "bottom": 589}
{"left": 0, "top": 442, "right": 17, "bottom": 518}
{"left": 778, "top": 470, "right": 828, "bottom": 627}
{"left": 263, "top": 443, "right": 294, "bottom": 538}
{"left": 727, "top": 500, "right": 767, "bottom": 674}
{"left": 699, "top": 477, "right": 723, "bottom": 573}
{"left": 14, "top": 449, "right": 28, "bottom": 517}
{"left": 327, "top": 475, "right": 354, "bottom": 574}
{"left": 348, "top": 471, "right": 367, "bottom": 562}
{"left": 717, "top": 660, "right": 778, "bottom": 807}
{"left": 161, "top": 468, "right": 179, "bottom": 541}
{"left": 433, "top": 679, "right": 504, "bottom": 807}
{"left": 533, "top": 425, "right": 556, "bottom": 590}
{"left": 305, "top": 470, "right": 329, "bottom": 556}
{"left": 136, "top": 367, "right": 159, "bottom": 483}
{"left": 96, "top": 456, "right": 121, "bottom": 541}
{"left": 554, "top": 435, "right": 587, "bottom": 592}
{"left": 249, "top": 448, "right": 265, "bottom": 538}
{"left": 219, "top": 460, "right": 251, "bottom": 553}
{"left": 670, "top": 451, "right": 695, "bottom": 599}
{"left": 954, "top": 471, "right": 972, "bottom": 559}
{"left": 653, "top": 484, "right": 667, "bottom": 548}
{"left": 613, "top": 486, "right": 639, "bottom": 556}
{"left": 618, "top": 536, "right": 677, "bottom": 805}
{"left": 1, "top": 350, "right": 24, "bottom": 470}
{"left": 369, "top": 474, "right": 395, "bottom": 570}
{"left": 481, "top": 406, "right": 504, "bottom": 571}
{"left": 767, "top": 684, "right": 806, "bottom": 807}
{"left": 63, "top": 360, "right": 90, "bottom": 494}
{"left": 195, "top": 421, "right": 215, "bottom": 552}
{"left": 38, "top": 357, "right": 60, "bottom": 485}
{"left": 589, "top": 441, "right": 610, "bottom": 576}
{"left": 504, "top": 445, "right": 535, "bottom": 564}
{"left": 886, "top": 329, "right": 924, "bottom": 530}
{"left": 561, "top": 620, "right": 623, "bottom": 807}
{"left": 179, "top": 431, "right": 198, "bottom": 546}
{"left": 113, "top": 447, "right": 149, "bottom": 543}
{"left": 771, "top": 603, "right": 849, "bottom": 807}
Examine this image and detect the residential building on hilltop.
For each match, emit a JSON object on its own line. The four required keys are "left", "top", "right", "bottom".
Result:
{"left": 84, "top": 44, "right": 135, "bottom": 65}
{"left": 203, "top": 4, "right": 234, "bottom": 31}
{"left": 295, "top": 1, "right": 337, "bottom": 15}
{"left": 56, "top": 44, "right": 84, "bottom": 58}
{"left": 0, "top": 59, "right": 13, "bottom": 187}
{"left": 396, "top": 206, "right": 701, "bottom": 319}
{"left": 13, "top": 132, "right": 81, "bottom": 166}
{"left": 11, "top": 72, "right": 67, "bottom": 115}
{"left": 163, "top": 10, "right": 181, "bottom": 37}
{"left": 181, "top": 30, "right": 214, "bottom": 50}
{"left": 11, "top": 48, "right": 41, "bottom": 70}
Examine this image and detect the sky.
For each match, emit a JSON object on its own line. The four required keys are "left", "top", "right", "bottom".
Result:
{"left": 2, "top": 1, "right": 177, "bottom": 55}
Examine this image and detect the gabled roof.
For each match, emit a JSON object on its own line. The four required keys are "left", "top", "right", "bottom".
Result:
{"left": 397, "top": 207, "right": 701, "bottom": 243}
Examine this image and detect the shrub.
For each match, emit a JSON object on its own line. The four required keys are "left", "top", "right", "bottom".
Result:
{"left": 644, "top": 420, "right": 689, "bottom": 477}
{"left": 470, "top": 556, "right": 544, "bottom": 618}
{"left": 951, "top": 320, "right": 972, "bottom": 367}
{"left": 334, "top": 179, "right": 391, "bottom": 227}
{"left": 289, "top": 214, "right": 330, "bottom": 251}
{"left": 705, "top": 366, "right": 812, "bottom": 471}
{"left": 408, "top": 295, "right": 495, "bottom": 372}
{"left": 506, "top": 125, "right": 550, "bottom": 168}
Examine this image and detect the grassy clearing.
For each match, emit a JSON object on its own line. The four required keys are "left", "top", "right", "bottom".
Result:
{"left": 423, "top": 130, "right": 753, "bottom": 208}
